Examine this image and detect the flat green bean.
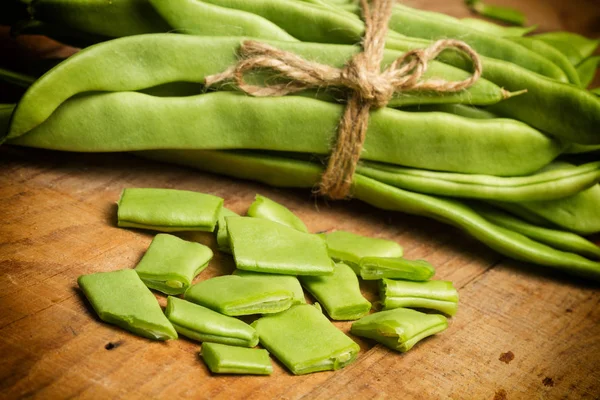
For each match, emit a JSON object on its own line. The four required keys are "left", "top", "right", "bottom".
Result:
{"left": 149, "top": 0, "right": 297, "bottom": 40}
{"left": 232, "top": 269, "right": 306, "bottom": 305}
{"left": 137, "top": 149, "right": 600, "bottom": 280}
{"left": 460, "top": 18, "right": 536, "bottom": 37}
{"left": 577, "top": 56, "right": 600, "bottom": 89}
{"left": 465, "top": 0, "right": 525, "bottom": 26}
{"left": 356, "top": 160, "right": 600, "bottom": 202}
{"left": 384, "top": 4, "right": 566, "bottom": 81}
{"left": 510, "top": 37, "right": 581, "bottom": 86}
{"left": 533, "top": 32, "right": 600, "bottom": 66}
{"left": 385, "top": 34, "right": 600, "bottom": 144}
{"left": 30, "top": 0, "right": 170, "bottom": 37}
{"left": 7, "top": 35, "right": 512, "bottom": 140}
{"left": 472, "top": 204, "right": 600, "bottom": 260}
{"left": 216, "top": 207, "right": 239, "bottom": 253}
{"left": 11, "top": 91, "right": 562, "bottom": 177}
{"left": 227, "top": 216, "right": 334, "bottom": 275}
{"left": 492, "top": 183, "right": 600, "bottom": 235}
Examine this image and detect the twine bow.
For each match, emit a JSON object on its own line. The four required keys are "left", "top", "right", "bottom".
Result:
{"left": 205, "top": 0, "right": 482, "bottom": 200}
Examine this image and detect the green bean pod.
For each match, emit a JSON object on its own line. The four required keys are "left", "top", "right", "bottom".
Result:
{"left": 137, "top": 149, "right": 600, "bottom": 280}
{"left": 460, "top": 18, "right": 537, "bottom": 37}
{"left": 492, "top": 184, "right": 600, "bottom": 235}
{"left": 384, "top": 4, "right": 567, "bottom": 82}
{"left": 509, "top": 37, "right": 581, "bottom": 86}
{"left": 6, "top": 35, "right": 515, "bottom": 141}
{"left": 384, "top": 35, "right": 600, "bottom": 144}
{"left": 465, "top": 0, "right": 526, "bottom": 26}
{"left": 356, "top": 160, "right": 600, "bottom": 202}
{"left": 11, "top": 91, "right": 562, "bottom": 177}
{"left": 577, "top": 56, "right": 600, "bottom": 89}
{"left": 532, "top": 32, "right": 600, "bottom": 66}
{"left": 149, "top": 0, "right": 297, "bottom": 41}
{"left": 471, "top": 204, "right": 600, "bottom": 260}
{"left": 29, "top": 0, "right": 170, "bottom": 37}
{"left": 402, "top": 104, "right": 498, "bottom": 120}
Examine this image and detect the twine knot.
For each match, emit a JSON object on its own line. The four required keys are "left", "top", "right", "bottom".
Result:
{"left": 205, "top": 0, "right": 482, "bottom": 199}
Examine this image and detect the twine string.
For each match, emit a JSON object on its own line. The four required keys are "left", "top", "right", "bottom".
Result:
{"left": 205, "top": 0, "right": 482, "bottom": 199}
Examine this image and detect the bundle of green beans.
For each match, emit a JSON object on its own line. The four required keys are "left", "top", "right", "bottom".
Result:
{"left": 2, "top": 0, "right": 600, "bottom": 280}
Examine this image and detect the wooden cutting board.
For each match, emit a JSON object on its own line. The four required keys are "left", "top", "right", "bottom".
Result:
{"left": 1, "top": 1, "right": 600, "bottom": 399}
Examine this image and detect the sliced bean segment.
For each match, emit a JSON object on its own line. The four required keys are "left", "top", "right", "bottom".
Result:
{"left": 184, "top": 275, "right": 294, "bottom": 316}
{"left": 216, "top": 207, "right": 239, "bottom": 253}
{"left": 299, "top": 263, "right": 371, "bottom": 320}
{"left": 351, "top": 308, "right": 448, "bottom": 353}
{"left": 233, "top": 269, "right": 306, "bottom": 305}
{"left": 380, "top": 279, "right": 459, "bottom": 316}
{"left": 201, "top": 343, "right": 273, "bottom": 375}
{"left": 253, "top": 304, "right": 360, "bottom": 375}
{"left": 247, "top": 194, "right": 308, "bottom": 232}
{"left": 135, "top": 234, "right": 213, "bottom": 295}
{"left": 165, "top": 297, "right": 259, "bottom": 347}
{"left": 12, "top": 91, "right": 562, "bottom": 177}
{"left": 117, "top": 188, "right": 223, "bottom": 232}
{"left": 228, "top": 217, "right": 334, "bottom": 276}
{"left": 358, "top": 257, "right": 435, "bottom": 281}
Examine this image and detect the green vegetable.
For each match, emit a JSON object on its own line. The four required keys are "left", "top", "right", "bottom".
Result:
{"left": 201, "top": 342, "right": 273, "bottom": 375}
{"left": 460, "top": 18, "right": 536, "bottom": 37}
{"left": 358, "top": 257, "right": 435, "bottom": 281}
{"left": 165, "top": 296, "right": 258, "bottom": 347}
{"left": 510, "top": 37, "right": 581, "bottom": 86}
{"left": 30, "top": 0, "right": 170, "bottom": 37}
{"left": 298, "top": 263, "right": 371, "bottom": 320}
{"left": 216, "top": 207, "right": 239, "bottom": 253}
{"left": 577, "top": 56, "right": 600, "bottom": 89}
{"left": 184, "top": 275, "right": 294, "bottom": 316}
{"left": 117, "top": 188, "right": 223, "bottom": 232}
{"left": 0, "top": 105, "right": 15, "bottom": 141}
{"left": 227, "top": 216, "right": 334, "bottom": 275}
{"left": 356, "top": 161, "right": 600, "bottom": 203}
{"left": 380, "top": 279, "right": 459, "bottom": 316}
{"left": 77, "top": 269, "right": 177, "bottom": 340}
{"left": 247, "top": 194, "right": 308, "bottom": 232}
{"left": 465, "top": 0, "right": 526, "bottom": 26}
{"left": 320, "top": 230, "right": 403, "bottom": 274}
{"left": 12, "top": 91, "right": 562, "bottom": 176}
{"left": 0, "top": 67, "right": 36, "bottom": 89}
{"left": 253, "top": 304, "right": 360, "bottom": 375}
{"left": 232, "top": 269, "right": 306, "bottom": 305}
{"left": 351, "top": 308, "right": 448, "bottom": 352}
{"left": 149, "top": 0, "right": 297, "bottom": 41}
{"left": 472, "top": 205, "right": 600, "bottom": 260}
{"left": 492, "top": 183, "right": 600, "bottom": 235}
{"left": 533, "top": 32, "right": 600, "bottom": 66}
{"left": 134, "top": 234, "right": 213, "bottom": 295}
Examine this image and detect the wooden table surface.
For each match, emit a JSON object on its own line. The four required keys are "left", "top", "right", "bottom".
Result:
{"left": 1, "top": 1, "right": 600, "bottom": 399}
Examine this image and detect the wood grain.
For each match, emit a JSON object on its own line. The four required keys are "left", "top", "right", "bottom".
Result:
{"left": 1, "top": 1, "right": 600, "bottom": 398}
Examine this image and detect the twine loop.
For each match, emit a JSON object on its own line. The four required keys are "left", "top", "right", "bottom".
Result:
{"left": 205, "top": 0, "right": 482, "bottom": 199}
